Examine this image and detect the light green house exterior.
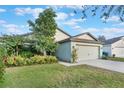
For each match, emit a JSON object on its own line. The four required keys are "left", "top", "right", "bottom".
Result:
{"left": 55, "top": 29, "right": 103, "bottom": 63}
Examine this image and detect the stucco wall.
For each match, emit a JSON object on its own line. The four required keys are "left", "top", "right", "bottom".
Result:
{"left": 111, "top": 39, "right": 124, "bottom": 57}
{"left": 75, "top": 34, "right": 94, "bottom": 40}
{"left": 56, "top": 42, "right": 71, "bottom": 62}
{"left": 54, "top": 29, "right": 70, "bottom": 42}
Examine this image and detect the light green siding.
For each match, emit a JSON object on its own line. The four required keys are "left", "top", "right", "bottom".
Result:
{"left": 56, "top": 42, "right": 71, "bottom": 62}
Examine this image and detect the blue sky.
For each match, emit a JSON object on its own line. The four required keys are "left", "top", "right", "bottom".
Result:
{"left": 0, "top": 5, "right": 124, "bottom": 39}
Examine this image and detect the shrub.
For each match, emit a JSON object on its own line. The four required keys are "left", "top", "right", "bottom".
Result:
{"left": 72, "top": 46, "right": 78, "bottom": 63}
{"left": 0, "top": 62, "right": 4, "bottom": 83}
{"left": 102, "top": 52, "right": 109, "bottom": 60}
{"left": 7, "top": 56, "right": 15, "bottom": 66}
{"left": 25, "top": 58, "right": 33, "bottom": 65}
{"left": 30, "top": 55, "right": 58, "bottom": 64}
{"left": 45, "top": 56, "right": 58, "bottom": 64}
{"left": 15, "top": 56, "right": 26, "bottom": 66}
{"left": 0, "top": 45, "right": 6, "bottom": 82}
{"left": 6, "top": 55, "right": 26, "bottom": 66}
{"left": 102, "top": 56, "right": 108, "bottom": 60}
{"left": 112, "top": 54, "right": 116, "bottom": 58}
{"left": 20, "top": 51, "right": 34, "bottom": 58}
{"left": 30, "top": 55, "right": 45, "bottom": 64}
{"left": 4, "top": 55, "right": 58, "bottom": 67}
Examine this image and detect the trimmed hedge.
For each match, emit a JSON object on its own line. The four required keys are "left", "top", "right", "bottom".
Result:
{"left": 4, "top": 55, "right": 58, "bottom": 67}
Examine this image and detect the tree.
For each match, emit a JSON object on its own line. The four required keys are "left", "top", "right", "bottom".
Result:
{"left": 73, "top": 5, "right": 124, "bottom": 22}
{"left": 72, "top": 46, "right": 78, "bottom": 63}
{"left": 2, "top": 35, "right": 24, "bottom": 56}
{"left": 98, "top": 35, "right": 106, "bottom": 43}
{"left": 28, "top": 8, "right": 57, "bottom": 55}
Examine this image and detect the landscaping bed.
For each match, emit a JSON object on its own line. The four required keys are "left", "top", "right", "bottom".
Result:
{"left": 0, "top": 64, "right": 124, "bottom": 88}
{"left": 4, "top": 55, "right": 58, "bottom": 67}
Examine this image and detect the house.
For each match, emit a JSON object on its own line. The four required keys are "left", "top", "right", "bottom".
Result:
{"left": 103, "top": 36, "right": 124, "bottom": 57}
{"left": 55, "top": 28, "right": 102, "bottom": 62}
{"left": 0, "top": 28, "right": 102, "bottom": 63}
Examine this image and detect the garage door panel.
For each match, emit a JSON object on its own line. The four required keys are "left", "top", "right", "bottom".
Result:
{"left": 77, "top": 45, "right": 99, "bottom": 61}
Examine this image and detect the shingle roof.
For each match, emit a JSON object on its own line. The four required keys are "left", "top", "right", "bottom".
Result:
{"left": 104, "top": 36, "right": 124, "bottom": 45}
{"left": 57, "top": 37, "right": 101, "bottom": 44}
{"left": 72, "top": 32, "right": 98, "bottom": 41}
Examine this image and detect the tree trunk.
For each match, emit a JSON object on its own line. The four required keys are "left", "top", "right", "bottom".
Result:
{"left": 43, "top": 51, "right": 46, "bottom": 56}
{"left": 16, "top": 46, "right": 18, "bottom": 56}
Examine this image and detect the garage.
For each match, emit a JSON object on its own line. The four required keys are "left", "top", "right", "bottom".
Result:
{"left": 77, "top": 45, "right": 100, "bottom": 61}
{"left": 56, "top": 30, "right": 102, "bottom": 63}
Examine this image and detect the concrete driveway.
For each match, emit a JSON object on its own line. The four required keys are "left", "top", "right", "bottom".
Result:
{"left": 59, "top": 59, "right": 124, "bottom": 73}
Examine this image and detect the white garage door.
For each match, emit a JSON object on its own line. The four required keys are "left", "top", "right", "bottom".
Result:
{"left": 113, "top": 48, "right": 124, "bottom": 57}
{"left": 77, "top": 45, "right": 99, "bottom": 61}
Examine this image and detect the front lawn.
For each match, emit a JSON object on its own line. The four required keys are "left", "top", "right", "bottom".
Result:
{"left": 106, "top": 57, "right": 124, "bottom": 62}
{"left": 0, "top": 64, "right": 124, "bottom": 88}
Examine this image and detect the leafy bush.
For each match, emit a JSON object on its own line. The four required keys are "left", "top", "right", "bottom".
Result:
{"left": 0, "top": 45, "right": 6, "bottom": 82}
{"left": 0, "top": 62, "right": 4, "bottom": 83}
{"left": 102, "top": 52, "right": 109, "bottom": 60}
{"left": 30, "top": 55, "right": 46, "bottom": 64}
{"left": 72, "top": 46, "right": 78, "bottom": 63}
{"left": 15, "top": 56, "right": 26, "bottom": 66}
{"left": 20, "top": 51, "right": 34, "bottom": 58}
{"left": 30, "top": 55, "right": 58, "bottom": 64}
{"left": 45, "top": 56, "right": 58, "bottom": 64}
{"left": 6, "top": 56, "right": 25, "bottom": 66}
{"left": 25, "top": 58, "right": 33, "bottom": 65}
{"left": 4, "top": 55, "right": 58, "bottom": 67}
{"left": 7, "top": 56, "right": 15, "bottom": 66}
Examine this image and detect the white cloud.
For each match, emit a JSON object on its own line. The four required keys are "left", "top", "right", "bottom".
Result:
{"left": 65, "top": 5, "right": 83, "bottom": 10}
{"left": 74, "top": 27, "right": 124, "bottom": 39}
{"left": 102, "top": 27, "right": 124, "bottom": 33}
{"left": 2, "top": 24, "right": 23, "bottom": 34}
{"left": 63, "top": 18, "right": 86, "bottom": 26}
{"left": 101, "top": 16, "right": 120, "bottom": 22}
{"left": 56, "top": 12, "right": 68, "bottom": 21}
{"left": 15, "top": 7, "right": 44, "bottom": 18}
{"left": 0, "top": 20, "right": 6, "bottom": 24}
{"left": 0, "top": 20, "right": 29, "bottom": 35}
{"left": 73, "top": 25, "right": 81, "bottom": 29}
{"left": 0, "top": 8, "right": 6, "bottom": 12}
{"left": 112, "top": 22, "right": 124, "bottom": 26}
{"left": 3, "top": 24, "right": 18, "bottom": 28}
{"left": 70, "top": 13, "right": 75, "bottom": 16}
{"left": 50, "top": 5, "right": 83, "bottom": 10}
{"left": 48, "top": 6, "right": 64, "bottom": 10}
{"left": 78, "top": 27, "right": 124, "bottom": 33}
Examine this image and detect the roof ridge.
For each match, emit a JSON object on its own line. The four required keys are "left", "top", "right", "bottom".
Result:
{"left": 105, "top": 35, "right": 124, "bottom": 44}
{"left": 106, "top": 35, "right": 124, "bottom": 41}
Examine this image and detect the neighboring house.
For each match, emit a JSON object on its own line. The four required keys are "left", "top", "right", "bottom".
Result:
{"left": 103, "top": 36, "right": 124, "bottom": 57}
{"left": 55, "top": 28, "right": 102, "bottom": 62}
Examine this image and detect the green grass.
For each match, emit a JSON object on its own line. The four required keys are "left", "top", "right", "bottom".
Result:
{"left": 107, "top": 57, "right": 124, "bottom": 62}
{"left": 0, "top": 64, "right": 124, "bottom": 88}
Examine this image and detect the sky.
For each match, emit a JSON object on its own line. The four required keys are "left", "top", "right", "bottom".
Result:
{"left": 0, "top": 5, "right": 124, "bottom": 39}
